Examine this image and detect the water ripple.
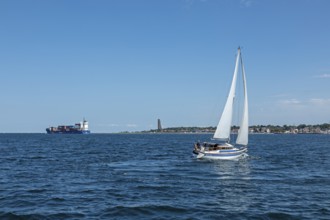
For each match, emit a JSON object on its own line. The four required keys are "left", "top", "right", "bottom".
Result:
{"left": 0, "top": 134, "right": 330, "bottom": 219}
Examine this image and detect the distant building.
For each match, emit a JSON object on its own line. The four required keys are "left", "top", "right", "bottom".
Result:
{"left": 157, "top": 119, "right": 162, "bottom": 131}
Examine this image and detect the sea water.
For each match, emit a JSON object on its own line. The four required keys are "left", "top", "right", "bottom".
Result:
{"left": 0, "top": 133, "right": 329, "bottom": 219}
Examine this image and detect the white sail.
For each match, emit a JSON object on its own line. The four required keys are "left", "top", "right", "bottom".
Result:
{"left": 213, "top": 48, "right": 241, "bottom": 140}
{"left": 236, "top": 54, "right": 249, "bottom": 145}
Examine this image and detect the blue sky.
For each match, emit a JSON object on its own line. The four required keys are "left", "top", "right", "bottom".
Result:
{"left": 1, "top": 0, "right": 329, "bottom": 133}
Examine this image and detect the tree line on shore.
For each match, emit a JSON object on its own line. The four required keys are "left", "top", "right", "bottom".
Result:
{"left": 144, "top": 123, "right": 330, "bottom": 134}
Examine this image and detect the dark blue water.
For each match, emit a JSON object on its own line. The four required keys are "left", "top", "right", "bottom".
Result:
{"left": 0, "top": 134, "right": 329, "bottom": 219}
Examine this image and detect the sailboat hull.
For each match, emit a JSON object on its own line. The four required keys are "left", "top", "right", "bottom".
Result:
{"left": 193, "top": 143, "right": 247, "bottom": 160}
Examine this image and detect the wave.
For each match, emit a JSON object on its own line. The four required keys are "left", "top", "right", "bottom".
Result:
{"left": 100, "top": 205, "right": 188, "bottom": 219}
{"left": 0, "top": 212, "right": 85, "bottom": 220}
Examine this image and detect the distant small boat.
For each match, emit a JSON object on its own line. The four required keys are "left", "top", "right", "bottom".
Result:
{"left": 46, "top": 118, "right": 91, "bottom": 134}
{"left": 193, "top": 47, "right": 248, "bottom": 160}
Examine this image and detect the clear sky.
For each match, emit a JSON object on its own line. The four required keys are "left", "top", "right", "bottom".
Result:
{"left": 1, "top": 0, "right": 329, "bottom": 133}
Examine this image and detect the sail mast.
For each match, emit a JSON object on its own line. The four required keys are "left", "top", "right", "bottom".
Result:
{"left": 236, "top": 51, "right": 249, "bottom": 146}
{"left": 213, "top": 48, "right": 241, "bottom": 141}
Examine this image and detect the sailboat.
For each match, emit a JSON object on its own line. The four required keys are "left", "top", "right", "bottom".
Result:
{"left": 193, "top": 47, "right": 248, "bottom": 160}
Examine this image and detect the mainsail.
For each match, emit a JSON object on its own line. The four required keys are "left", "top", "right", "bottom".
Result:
{"left": 236, "top": 53, "right": 249, "bottom": 145}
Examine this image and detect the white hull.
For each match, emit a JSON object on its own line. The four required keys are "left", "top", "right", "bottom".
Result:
{"left": 196, "top": 148, "right": 247, "bottom": 160}
{"left": 193, "top": 143, "right": 247, "bottom": 160}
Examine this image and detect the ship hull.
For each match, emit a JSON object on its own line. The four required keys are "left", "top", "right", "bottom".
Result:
{"left": 46, "top": 128, "right": 91, "bottom": 134}
{"left": 46, "top": 129, "right": 91, "bottom": 134}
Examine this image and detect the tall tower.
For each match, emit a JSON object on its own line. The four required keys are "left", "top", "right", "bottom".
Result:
{"left": 157, "top": 119, "right": 162, "bottom": 132}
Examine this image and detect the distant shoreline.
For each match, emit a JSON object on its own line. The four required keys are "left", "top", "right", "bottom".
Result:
{"left": 130, "top": 123, "right": 330, "bottom": 135}
{"left": 1, "top": 123, "right": 329, "bottom": 134}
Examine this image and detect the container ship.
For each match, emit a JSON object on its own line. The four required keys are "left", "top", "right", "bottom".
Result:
{"left": 46, "top": 119, "right": 91, "bottom": 134}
